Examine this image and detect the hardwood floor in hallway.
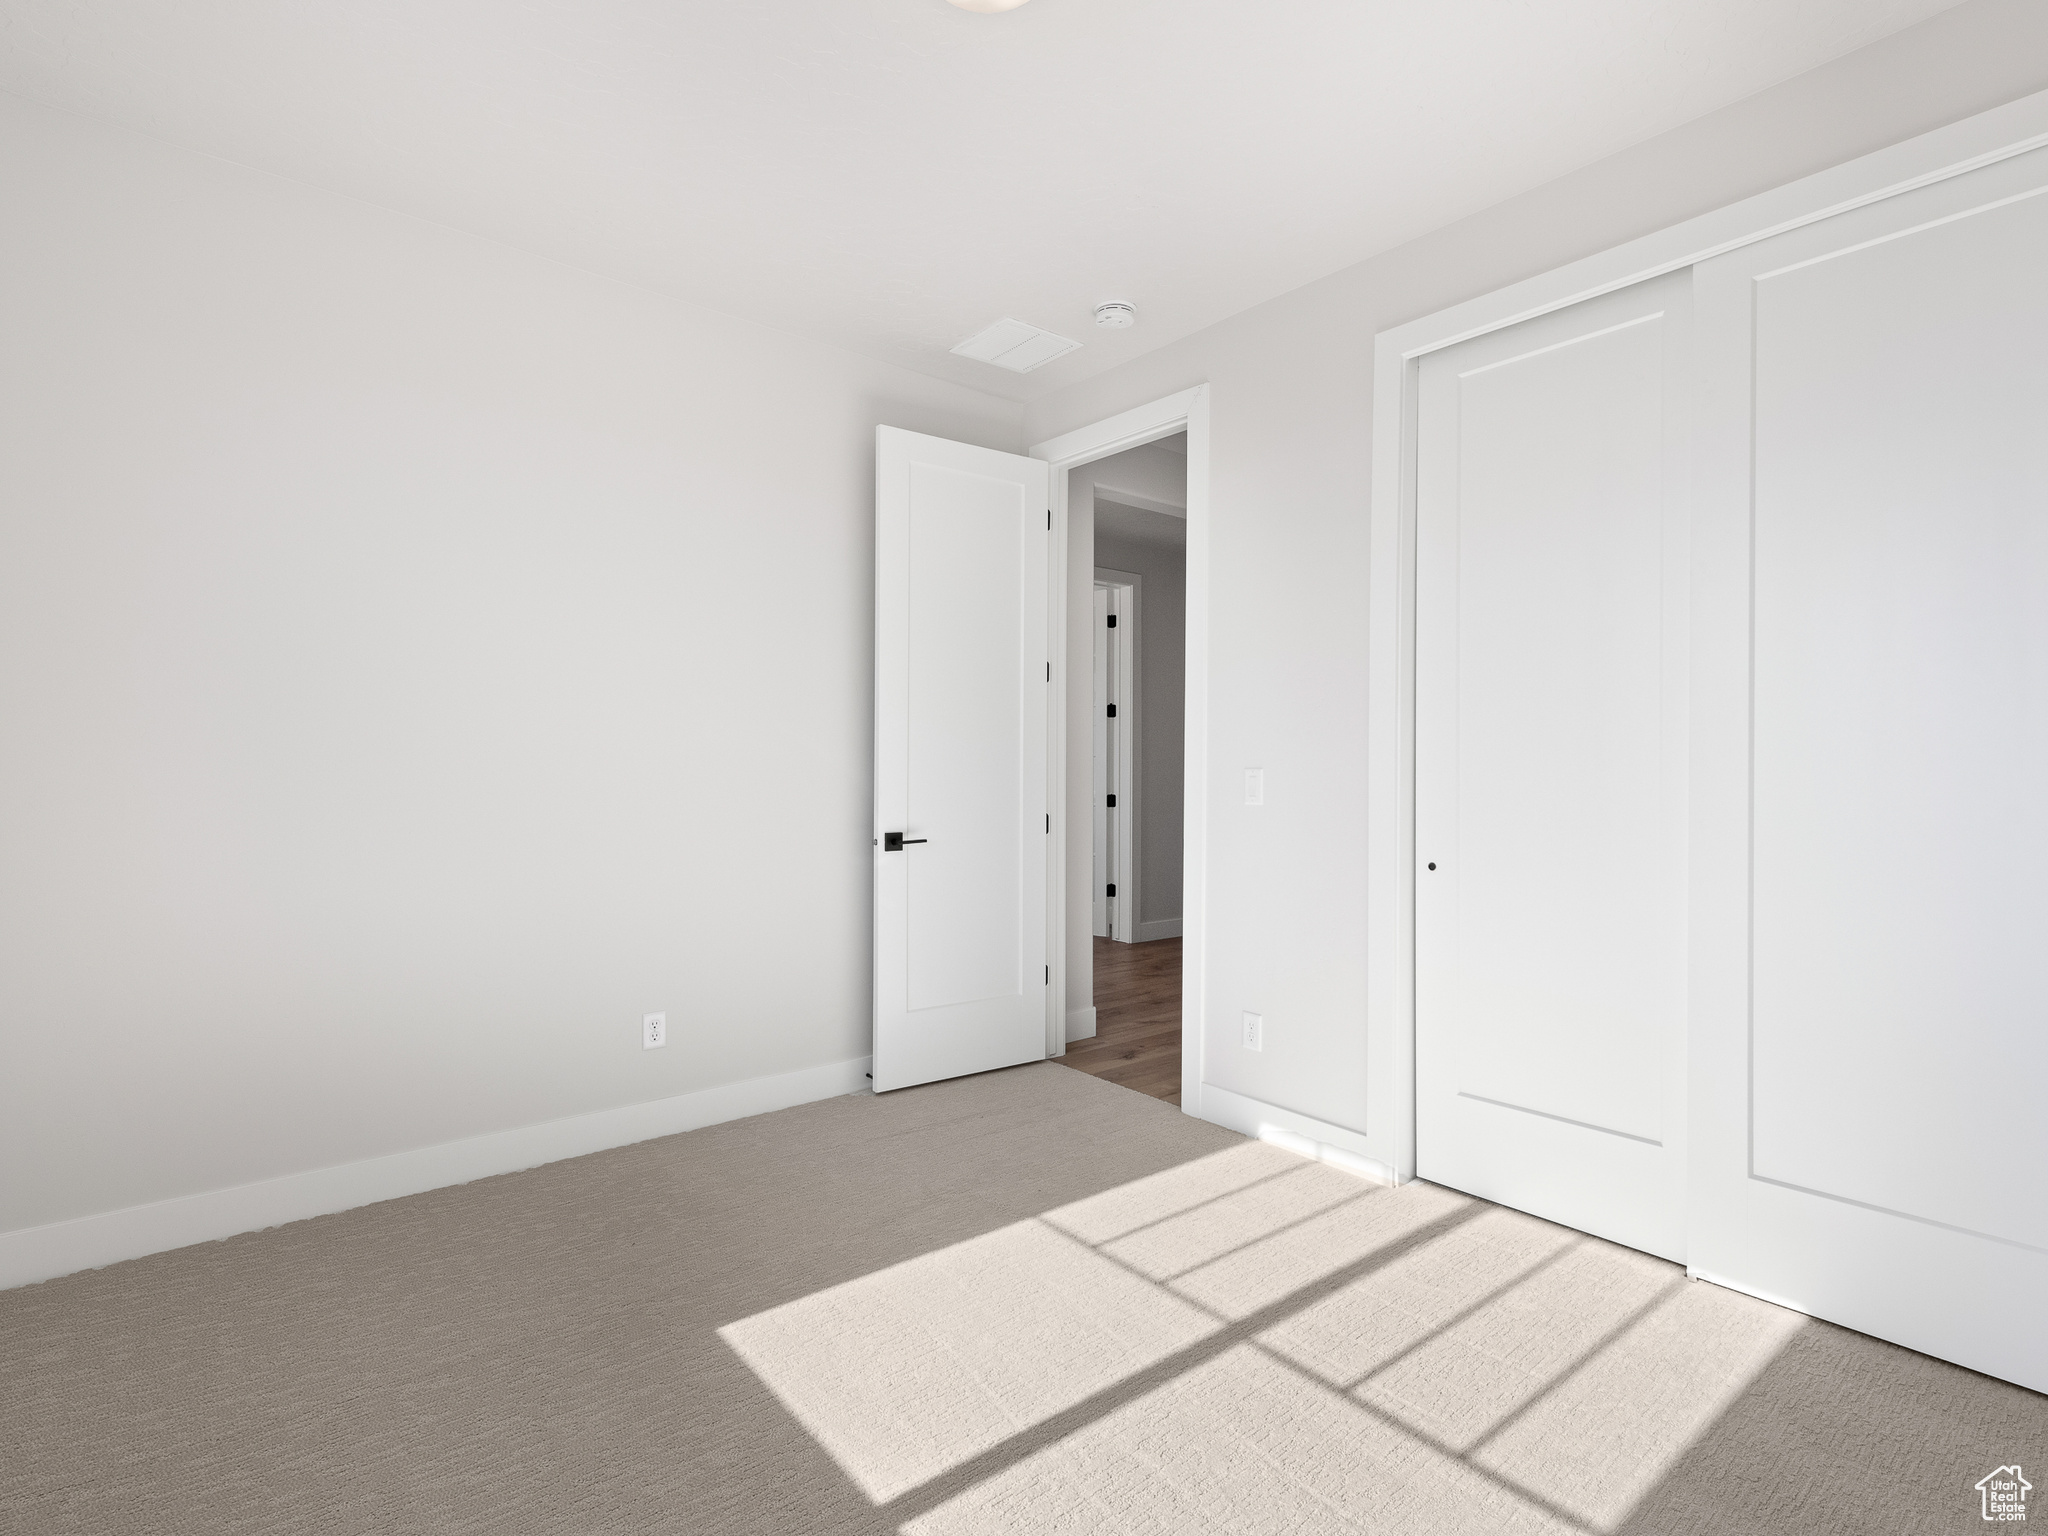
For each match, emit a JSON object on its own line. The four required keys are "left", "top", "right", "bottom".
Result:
{"left": 1055, "top": 936, "right": 1181, "bottom": 1105}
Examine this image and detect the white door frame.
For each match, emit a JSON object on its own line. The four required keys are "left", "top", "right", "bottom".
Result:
{"left": 1033, "top": 386, "right": 1208, "bottom": 1109}
{"left": 1367, "top": 89, "right": 2048, "bottom": 1184}
{"left": 1093, "top": 568, "right": 1141, "bottom": 942}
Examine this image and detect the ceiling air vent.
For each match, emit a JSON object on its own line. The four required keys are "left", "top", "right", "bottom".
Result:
{"left": 950, "top": 318, "right": 1082, "bottom": 373}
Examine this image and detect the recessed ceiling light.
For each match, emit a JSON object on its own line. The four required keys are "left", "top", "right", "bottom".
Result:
{"left": 947, "top": 0, "right": 1031, "bottom": 11}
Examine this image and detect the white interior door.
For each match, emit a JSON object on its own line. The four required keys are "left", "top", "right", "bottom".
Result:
{"left": 1415, "top": 271, "right": 1691, "bottom": 1262}
{"left": 873, "top": 427, "right": 1050, "bottom": 1093}
{"left": 1093, "top": 572, "right": 1140, "bottom": 944}
{"left": 1690, "top": 145, "right": 2048, "bottom": 1391}
{"left": 1091, "top": 584, "right": 1112, "bottom": 939}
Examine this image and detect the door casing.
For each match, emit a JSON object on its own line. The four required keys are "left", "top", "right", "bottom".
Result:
{"left": 1032, "top": 388, "right": 1209, "bottom": 1109}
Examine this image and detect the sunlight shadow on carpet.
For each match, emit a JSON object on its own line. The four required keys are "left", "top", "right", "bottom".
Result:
{"left": 719, "top": 1140, "right": 1810, "bottom": 1534}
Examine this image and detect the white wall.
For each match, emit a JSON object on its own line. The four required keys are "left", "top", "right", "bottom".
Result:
{"left": 0, "top": 91, "right": 1022, "bottom": 1240}
{"left": 1093, "top": 502, "right": 1185, "bottom": 936}
{"left": 1023, "top": 0, "right": 2048, "bottom": 1156}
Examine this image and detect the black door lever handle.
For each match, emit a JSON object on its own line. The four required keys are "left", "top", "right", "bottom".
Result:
{"left": 882, "top": 832, "right": 928, "bottom": 852}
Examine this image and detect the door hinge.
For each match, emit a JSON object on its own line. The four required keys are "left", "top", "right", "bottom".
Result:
{"left": 1046, "top": 662, "right": 1050, "bottom": 681}
{"left": 1045, "top": 964, "right": 1050, "bottom": 984}
{"left": 1106, "top": 703, "right": 1117, "bottom": 718}
{"left": 1046, "top": 814, "right": 1050, "bottom": 833}
{"left": 1106, "top": 613, "right": 1117, "bottom": 628}
{"left": 1107, "top": 794, "right": 1116, "bottom": 807}
{"left": 1106, "top": 883, "right": 1117, "bottom": 898}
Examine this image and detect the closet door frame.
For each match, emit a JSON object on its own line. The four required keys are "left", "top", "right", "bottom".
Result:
{"left": 1366, "top": 87, "right": 2048, "bottom": 1187}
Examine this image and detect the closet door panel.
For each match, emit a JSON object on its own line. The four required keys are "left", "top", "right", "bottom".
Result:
{"left": 1691, "top": 144, "right": 2048, "bottom": 1391}
{"left": 1415, "top": 271, "right": 1691, "bottom": 1262}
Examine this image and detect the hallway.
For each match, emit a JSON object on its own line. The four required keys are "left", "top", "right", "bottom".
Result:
{"left": 1055, "top": 937, "right": 1181, "bottom": 1105}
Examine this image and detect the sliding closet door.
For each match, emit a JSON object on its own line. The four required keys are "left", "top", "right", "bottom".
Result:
{"left": 1415, "top": 271, "right": 1690, "bottom": 1262}
{"left": 1691, "top": 146, "right": 2048, "bottom": 1391}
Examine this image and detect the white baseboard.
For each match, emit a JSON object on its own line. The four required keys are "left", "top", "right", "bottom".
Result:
{"left": 1135, "top": 919, "right": 1183, "bottom": 941}
{"left": 1065, "top": 1006, "right": 1098, "bottom": 1042}
{"left": 0, "top": 1055, "right": 873, "bottom": 1291}
{"left": 1194, "top": 1082, "right": 1403, "bottom": 1185}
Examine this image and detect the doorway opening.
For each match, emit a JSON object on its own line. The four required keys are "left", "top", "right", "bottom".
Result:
{"left": 1055, "top": 432, "right": 1188, "bottom": 1104}
{"left": 871, "top": 388, "right": 1204, "bottom": 1101}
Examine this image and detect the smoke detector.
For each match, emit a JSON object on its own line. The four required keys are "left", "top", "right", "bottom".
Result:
{"left": 1094, "top": 301, "right": 1137, "bottom": 329}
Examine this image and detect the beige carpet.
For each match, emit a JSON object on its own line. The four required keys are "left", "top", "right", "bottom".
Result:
{"left": 2, "top": 1064, "right": 2040, "bottom": 1535}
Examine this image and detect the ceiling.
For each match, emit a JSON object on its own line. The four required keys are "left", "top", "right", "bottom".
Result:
{"left": 0, "top": 0, "right": 1961, "bottom": 401}
{"left": 1097, "top": 500, "right": 1186, "bottom": 550}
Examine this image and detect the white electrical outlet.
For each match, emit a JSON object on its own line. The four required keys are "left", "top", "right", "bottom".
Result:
{"left": 1245, "top": 768, "right": 1265, "bottom": 805}
{"left": 1242, "top": 1010, "right": 1263, "bottom": 1051}
{"left": 643, "top": 1012, "right": 667, "bottom": 1050}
